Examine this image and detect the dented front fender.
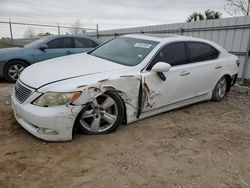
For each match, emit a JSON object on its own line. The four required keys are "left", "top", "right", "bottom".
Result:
{"left": 72, "top": 76, "right": 141, "bottom": 123}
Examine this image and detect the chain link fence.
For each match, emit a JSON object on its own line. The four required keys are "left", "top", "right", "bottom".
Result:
{"left": 0, "top": 20, "right": 98, "bottom": 46}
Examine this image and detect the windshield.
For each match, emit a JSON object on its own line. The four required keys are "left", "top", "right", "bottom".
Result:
{"left": 89, "top": 37, "right": 159, "bottom": 66}
{"left": 24, "top": 37, "right": 49, "bottom": 48}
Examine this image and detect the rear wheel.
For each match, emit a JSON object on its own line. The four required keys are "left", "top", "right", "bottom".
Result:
{"left": 76, "top": 91, "right": 124, "bottom": 135}
{"left": 212, "top": 76, "right": 227, "bottom": 102}
{"left": 3, "top": 61, "right": 28, "bottom": 83}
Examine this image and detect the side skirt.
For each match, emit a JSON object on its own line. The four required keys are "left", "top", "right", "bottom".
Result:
{"left": 127, "top": 92, "right": 211, "bottom": 124}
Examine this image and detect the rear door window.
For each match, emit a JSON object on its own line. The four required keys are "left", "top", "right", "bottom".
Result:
{"left": 187, "top": 42, "right": 219, "bottom": 63}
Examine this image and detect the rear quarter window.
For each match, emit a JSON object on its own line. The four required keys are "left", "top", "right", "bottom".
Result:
{"left": 187, "top": 42, "right": 219, "bottom": 63}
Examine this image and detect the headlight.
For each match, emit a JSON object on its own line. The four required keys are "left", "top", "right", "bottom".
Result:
{"left": 32, "top": 92, "right": 81, "bottom": 107}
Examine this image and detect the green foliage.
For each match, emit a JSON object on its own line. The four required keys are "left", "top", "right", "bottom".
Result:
{"left": 187, "top": 9, "right": 222, "bottom": 22}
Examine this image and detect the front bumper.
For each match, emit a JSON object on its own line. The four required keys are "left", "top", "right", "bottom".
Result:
{"left": 11, "top": 92, "right": 83, "bottom": 141}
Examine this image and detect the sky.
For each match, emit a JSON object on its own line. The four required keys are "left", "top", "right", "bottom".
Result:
{"left": 0, "top": 0, "right": 231, "bottom": 38}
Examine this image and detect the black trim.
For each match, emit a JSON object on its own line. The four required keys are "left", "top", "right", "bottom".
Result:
{"left": 229, "top": 51, "right": 246, "bottom": 56}
{"left": 136, "top": 77, "right": 143, "bottom": 119}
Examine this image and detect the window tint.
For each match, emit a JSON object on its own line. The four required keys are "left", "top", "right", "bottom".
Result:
{"left": 187, "top": 42, "right": 219, "bottom": 63}
{"left": 148, "top": 42, "right": 187, "bottom": 69}
{"left": 46, "top": 37, "right": 74, "bottom": 49}
{"left": 75, "top": 38, "right": 98, "bottom": 48}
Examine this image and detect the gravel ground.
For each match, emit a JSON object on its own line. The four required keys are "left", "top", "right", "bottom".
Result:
{"left": 0, "top": 81, "right": 250, "bottom": 188}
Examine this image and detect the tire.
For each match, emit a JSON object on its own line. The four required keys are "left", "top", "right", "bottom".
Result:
{"left": 212, "top": 76, "right": 227, "bottom": 102}
{"left": 76, "top": 91, "right": 125, "bottom": 135}
{"left": 3, "top": 61, "right": 28, "bottom": 83}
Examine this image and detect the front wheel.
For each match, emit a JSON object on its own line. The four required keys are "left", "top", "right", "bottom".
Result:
{"left": 212, "top": 76, "right": 227, "bottom": 102}
{"left": 3, "top": 61, "right": 28, "bottom": 83}
{"left": 76, "top": 91, "right": 124, "bottom": 135}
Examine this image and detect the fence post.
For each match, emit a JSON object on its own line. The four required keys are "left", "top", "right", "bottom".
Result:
{"left": 8, "top": 19, "right": 14, "bottom": 45}
{"left": 240, "top": 32, "right": 250, "bottom": 85}
{"left": 179, "top": 27, "right": 184, "bottom": 35}
{"left": 57, "top": 23, "right": 60, "bottom": 35}
{"left": 96, "top": 24, "right": 99, "bottom": 38}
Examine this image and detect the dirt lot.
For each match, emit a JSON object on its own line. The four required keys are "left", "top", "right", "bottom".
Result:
{"left": 0, "top": 81, "right": 250, "bottom": 188}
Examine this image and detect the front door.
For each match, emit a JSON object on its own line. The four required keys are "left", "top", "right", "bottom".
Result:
{"left": 141, "top": 42, "right": 192, "bottom": 112}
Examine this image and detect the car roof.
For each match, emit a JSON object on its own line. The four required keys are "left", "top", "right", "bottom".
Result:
{"left": 123, "top": 34, "right": 223, "bottom": 47}
{"left": 44, "top": 34, "right": 101, "bottom": 44}
{"left": 121, "top": 34, "right": 226, "bottom": 54}
{"left": 122, "top": 34, "right": 203, "bottom": 43}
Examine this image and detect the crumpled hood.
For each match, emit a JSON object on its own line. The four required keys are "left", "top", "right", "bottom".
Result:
{"left": 19, "top": 53, "right": 127, "bottom": 89}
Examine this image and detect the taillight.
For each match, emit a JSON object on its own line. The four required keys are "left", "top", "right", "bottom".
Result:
{"left": 236, "top": 59, "right": 240, "bottom": 67}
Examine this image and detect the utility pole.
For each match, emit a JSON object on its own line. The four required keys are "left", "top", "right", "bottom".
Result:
{"left": 9, "top": 19, "right": 14, "bottom": 44}
{"left": 57, "top": 23, "right": 60, "bottom": 35}
{"left": 96, "top": 24, "right": 99, "bottom": 38}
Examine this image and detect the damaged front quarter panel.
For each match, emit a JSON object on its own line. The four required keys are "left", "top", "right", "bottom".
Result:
{"left": 72, "top": 75, "right": 141, "bottom": 123}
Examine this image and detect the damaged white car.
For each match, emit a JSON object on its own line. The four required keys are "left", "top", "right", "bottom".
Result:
{"left": 11, "top": 34, "right": 239, "bottom": 141}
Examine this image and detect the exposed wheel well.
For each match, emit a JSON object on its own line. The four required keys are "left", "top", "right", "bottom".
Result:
{"left": 224, "top": 74, "right": 232, "bottom": 92}
{"left": 115, "top": 92, "right": 127, "bottom": 125}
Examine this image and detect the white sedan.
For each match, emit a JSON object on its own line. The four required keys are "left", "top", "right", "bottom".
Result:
{"left": 11, "top": 34, "right": 239, "bottom": 141}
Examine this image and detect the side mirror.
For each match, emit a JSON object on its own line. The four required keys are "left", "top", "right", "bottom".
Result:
{"left": 39, "top": 44, "right": 48, "bottom": 51}
{"left": 151, "top": 62, "right": 171, "bottom": 73}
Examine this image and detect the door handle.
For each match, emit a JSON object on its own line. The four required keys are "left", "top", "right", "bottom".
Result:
{"left": 215, "top": 65, "right": 222, "bottom": 69}
{"left": 66, "top": 51, "right": 73, "bottom": 54}
{"left": 180, "top": 71, "right": 190, "bottom": 76}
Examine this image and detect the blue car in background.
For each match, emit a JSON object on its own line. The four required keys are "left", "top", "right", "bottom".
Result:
{"left": 0, "top": 35, "right": 101, "bottom": 82}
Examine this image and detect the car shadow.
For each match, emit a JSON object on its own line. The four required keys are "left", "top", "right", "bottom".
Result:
{"left": 0, "top": 78, "right": 12, "bottom": 85}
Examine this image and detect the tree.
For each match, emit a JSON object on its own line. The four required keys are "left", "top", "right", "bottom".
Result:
{"left": 68, "top": 20, "right": 85, "bottom": 34}
{"left": 204, "top": 9, "right": 222, "bottom": 20}
{"left": 187, "top": 9, "right": 222, "bottom": 22}
{"left": 224, "top": 0, "right": 250, "bottom": 16}
{"left": 187, "top": 12, "right": 205, "bottom": 22}
{"left": 24, "top": 28, "right": 35, "bottom": 38}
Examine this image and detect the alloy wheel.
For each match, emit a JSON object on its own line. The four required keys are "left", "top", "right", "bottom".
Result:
{"left": 8, "top": 64, "right": 25, "bottom": 81}
{"left": 79, "top": 94, "right": 118, "bottom": 133}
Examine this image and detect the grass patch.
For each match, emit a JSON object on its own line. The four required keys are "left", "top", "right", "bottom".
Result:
{"left": 0, "top": 42, "right": 16, "bottom": 49}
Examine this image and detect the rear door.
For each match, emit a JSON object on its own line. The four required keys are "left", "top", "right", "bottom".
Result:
{"left": 184, "top": 41, "right": 221, "bottom": 96}
{"left": 34, "top": 37, "right": 75, "bottom": 62}
{"left": 74, "top": 37, "right": 99, "bottom": 54}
